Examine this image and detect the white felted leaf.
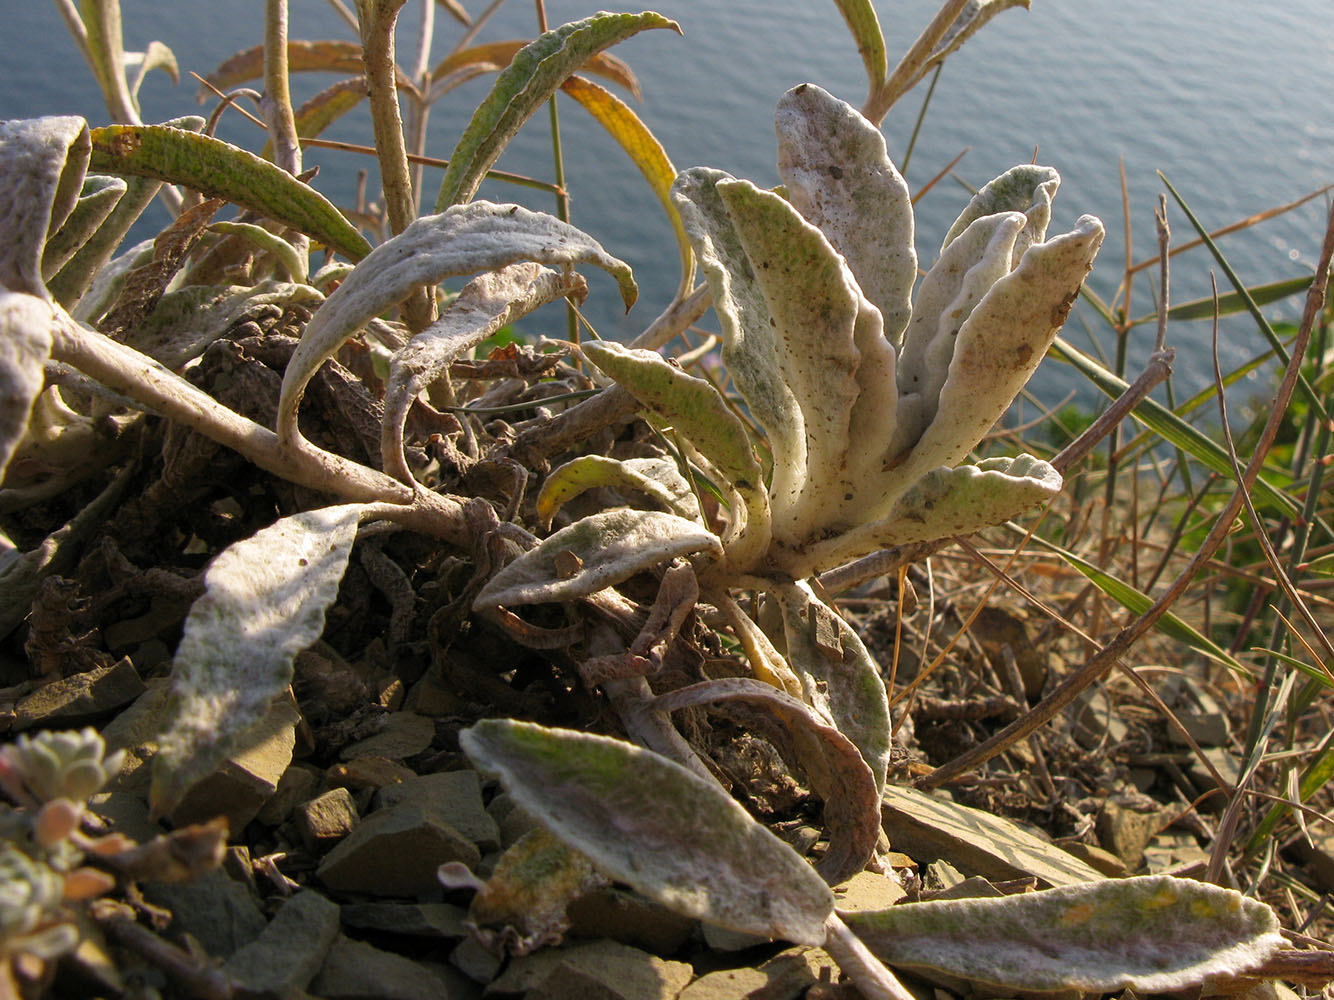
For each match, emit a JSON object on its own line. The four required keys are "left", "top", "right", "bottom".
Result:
{"left": 41, "top": 174, "right": 126, "bottom": 282}
{"left": 278, "top": 203, "right": 636, "bottom": 445}
{"left": 473, "top": 508, "right": 723, "bottom": 611}
{"left": 895, "top": 215, "right": 1104, "bottom": 485}
{"left": 150, "top": 504, "right": 364, "bottom": 815}
{"left": 889, "top": 211, "right": 1026, "bottom": 474}
{"left": 778, "top": 455, "right": 1061, "bottom": 577}
{"left": 461, "top": 719, "right": 834, "bottom": 945}
{"left": 672, "top": 167, "right": 803, "bottom": 513}
{"left": 942, "top": 163, "right": 1060, "bottom": 262}
{"left": 843, "top": 874, "right": 1283, "bottom": 993}
{"left": 775, "top": 83, "right": 916, "bottom": 343}
{"left": 0, "top": 117, "right": 90, "bottom": 296}
{"left": 536, "top": 455, "right": 700, "bottom": 530}
{"left": 382, "top": 262, "right": 585, "bottom": 482}
{"left": 0, "top": 292, "right": 56, "bottom": 480}
{"left": 713, "top": 178, "right": 864, "bottom": 544}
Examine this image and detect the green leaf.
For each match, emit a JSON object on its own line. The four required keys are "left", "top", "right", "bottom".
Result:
{"left": 431, "top": 41, "right": 644, "bottom": 100}
{"left": 434, "top": 11, "right": 681, "bottom": 210}
{"left": 775, "top": 83, "right": 915, "bottom": 342}
{"left": 785, "top": 455, "right": 1062, "bottom": 576}
{"left": 280, "top": 203, "right": 633, "bottom": 446}
{"left": 0, "top": 292, "right": 56, "bottom": 480}
{"left": 41, "top": 174, "right": 125, "bottom": 282}
{"left": 0, "top": 117, "right": 90, "bottom": 296}
{"left": 88, "top": 124, "right": 373, "bottom": 262}
{"left": 561, "top": 74, "right": 694, "bottom": 299}
{"left": 770, "top": 582, "right": 892, "bottom": 801}
{"left": 150, "top": 504, "right": 365, "bottom": 815}
{"left": 49, "top": 115, "right": 205, "bottom": 309}
{"left": 536, "top": 454, "right": 700, "bottom": 529}
{"left": 1024, "top": 529, "right": 1252, "bottom": 679}
{"left": 207, "top": 221, "right": 306, "bottom": 282}
{"left": 1050, "top": 336, "right": 1302, "bottom": 519}
{"left": 844, "top": 874, "right": 1282, "bottom": 993}
{"left": 460, "top": 719, "right": 834, "bottom": 944}
{"left": 831, "top": 0, "right": 887, "bottom": 100}
{"left": 472, "top": 508, "right": 722, "bottom": 611}
{"left": 128, "top": 40, "right": 179, "bottom": 100}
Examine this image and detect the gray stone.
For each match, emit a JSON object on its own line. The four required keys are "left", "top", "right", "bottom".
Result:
{"left": 100, "top": 677, "right": 172, "bottom": 795}
{"left": 678, "top": 947, "right": 832, "bottom": 1000}
{"left": 340, "top": 712, "right": 435, "bottom": 761}
{"left": 1096, "top": 798, "right": 1161, "bottom": 871}
{"left": 340, "top": 901, "right": 468, "bottom": 939}
{"left": 256, "top": 763, "right": 322, "bottom": 827}
{"left": 310, "top": 935, "right": 455, "bottom": 1000}
{"left": 1055, "top": 839, "right": 1130, "bottom": 878}
{"left": 566, "top": 888, "right": 696, "bottom": 955}
{"left": 295, "top": 786, "right": 359, "bottom": 855}
{"left": 327, "top": 755, "right": 416, "bottom": 792}
{"left": 831, "top": 870, "right": 908, "bottom": 912}
{"left": 142, "top": 868, "right": 267, "bottom": 960}
{"left": 223, "top": 889, "right": 340, "bottom": 1000}
{"left": 1069, "top": 688, "right": 1128, "bottom": 750}
{"left": 13, "top": 657, "right": 146, "bottom": 730}
{"left": 487, "top": 792, "right": 539, "bottom": 850}
{"left": 87, "top": 790, "right": 161, "bottom": 844}
{"left": 317, "top": 801, "right": 480, "bottom": 897}
{"left": 168, "top": 695, "right": 300, "bottom": 833}
{"left": 486, "top": 939, "right": 693, "bottom": 1000}
{"left": 449, "top": 934, "right": 501, "bottom": 984}
{"left": 374, "top": 771, "right": 499, "bottom": 853}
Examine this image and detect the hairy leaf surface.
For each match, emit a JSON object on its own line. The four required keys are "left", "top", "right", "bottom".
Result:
{"left": 0, "top": 117, "right": 90, "bottom": 296}
{"left": 150, "top": 504, "right": 364, "bottom": 815}
{"left": 460, "top": 719, "right": 834, "bottom": 944}
{"left": 843, "top": 875, "right": 1282, "bottom": 992}
{"left": 0, "top": 293, "right": 56, "bottom": 479}
{"left": 536, "top": 455, "right": 700, "bottom": 529}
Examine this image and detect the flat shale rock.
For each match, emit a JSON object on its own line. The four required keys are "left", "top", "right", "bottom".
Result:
{"left": 142, "top": 868, "right": 267, "bottom": 960}
{"left": 318, "top": 800, "right": 480, "bottom": 896}
{"left": 566, "top": 888, "right": 697, "bottom": 956}
{"left": 881, "top": 784, "right": 1103, "bottom": 887}
{"left": 340, "top": 901, "right": 469, "bottom": 939}
{"left": 831, "top": 870, "right": 907, "bottom": 913}
{"left": 678, "top": 947, "right": 833, "bottom": 1000}
{"left": 485, "top": 938, "right": 693, "bottom": 1000}
{"left": 223, "top": 889, "right": 340, "bottom": 1000}
{"left": 374, "top": 770, "right": 500, "bottom": 853}
{"left": 310, "top": 934, "right": 458, "bottom": 1000}
{"left": 340, "top": 711, "right": 435, "bottom": 761}
{"left": 13, "top": 657, "right": 146, "bottom": 730}
{"left": 296, "top": 786, "right": 360, "bottom": 855}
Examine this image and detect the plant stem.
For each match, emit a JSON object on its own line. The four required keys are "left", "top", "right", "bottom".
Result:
{"left": 534, "top": 0, "right": 579, "bottom": 345}
{"left": 358, "top": 0, "right": 434, "bottom": 330}
{"left": 864, "top": 0, "right": 968, "bottom": 125}
{"left": 263, "top": 0, "right": 309, "bottom": 276}
{"left": 823, "top": 913, "right": 917, "bottom": 1000}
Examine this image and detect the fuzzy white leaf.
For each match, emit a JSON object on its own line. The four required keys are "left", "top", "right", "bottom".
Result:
{"left": 150, "top": 504, "right": 364, "bottom": 815}
{"left": 279, "top": 203, "right": 636, "bottom": 445}
{"left": 942, "top": 163, "right": 1059, "bottom": 260}
{"left": 473, "top": 508, "right": 722, "bottom": 611}
{"left": 0, "top": 292, "right": 56, "bottom": 480}
{"left": 0, "top": 117, "right": 90, "bottom": 296}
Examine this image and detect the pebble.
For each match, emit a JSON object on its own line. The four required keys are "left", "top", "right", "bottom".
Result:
{"left": 295, "top": 786, "right": 360, "bottom": 855}
{"left": 222, "top": 889, "right": 340, "bottom": 999}
{"left": 317, "top": 801, "right": 480, "bottom": 897}
{"left": 12, "top": 657, "right": 146, "bottom": 730}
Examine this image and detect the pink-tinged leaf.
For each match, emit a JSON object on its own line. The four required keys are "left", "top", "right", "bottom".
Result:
{"left": 150, "top": 504, "right": 365, "bottom": 816}
{"left": 843, "top": 874, "right": 1283, "bottom": 993}
{"left": 472, "top": 509, "right": 722, "bottom": 612}
{"left": 650, "top": 677, "right": 880, "bottom": 885}
{"left": 460, "top": 719, "right": 834, "bottom": 944}
{"left": 770, "top": 583, "right": 891, "bottom": 797}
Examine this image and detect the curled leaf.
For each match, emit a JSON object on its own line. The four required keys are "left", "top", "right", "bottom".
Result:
{"left": 435, "top": 12, "right": 681, "bottom": 210}
{"left": 0, "top": 293, "right": 56, "bottom": 480}
{"left": 536, "top": 455, "right": 700, "bottom": 530}
{"left": 473, "top": 508, "right": 722, "bottom": 612}
{"left": 382, "top": 262, "right": 585, "bottom": 483}
{"left": 41, "top": 174, "right": 126, "bottom": 282}
{"left": 941, "top": 163, "right": 1059, "bottom": 259}
{"left": 650, "top": 677, "right": 880, "bottom": 885}
{"left": 280, "top": 203, "right": 633, "bottom": 446}
{"left": 150, "top": 504, "right": 365, "bottom": 815}
{"left": 460, "top": 719, "right": 834, "bottom": 945}
{"left": 0, "top": 116, "right": 90, "bottom": 296}
{"left": 431, "top": 41, "right": 643, "bottom": 100}
{"left": 843, "top": 874, "right": 1283, "bottom": 993}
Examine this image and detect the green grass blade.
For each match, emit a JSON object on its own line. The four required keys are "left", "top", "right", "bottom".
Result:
{"left": 1129, "top": 273, "right": 1317, "bottom": 327}
{"left": 1250, "top": 648, "right": 1334, "bottom": 690}
{"left": 433, "top": 11, "right": 681, "bottom": 211}
{"left": 1159, "top": 171, "right": 1327, "bottom": 422}
{"left": 1021, "top": 528, "right": 1253, "bottom": 680}
{"left": 1050, "top": 336, "right": 1300, "bottom": 519}
{"left": 831, "top": 0, "right": 887, "bottom": 101}
{"left": 1244, "top": 733, "right": 1334, "bottom": 854}
{"left": 89, "top": 124, "right": 372, "bottom": 261}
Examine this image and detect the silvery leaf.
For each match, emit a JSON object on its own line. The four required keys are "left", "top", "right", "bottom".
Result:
{"left": 0, "top": 292, "right": 56, "bottom": 480}
{"left": 0, "top": 117, "right": 90, "bottom": 296}
{"left": 942, "top": 163, "right": 1060, "bottom": 261}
